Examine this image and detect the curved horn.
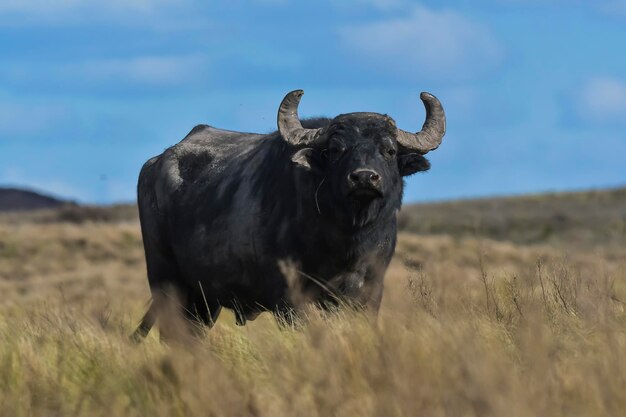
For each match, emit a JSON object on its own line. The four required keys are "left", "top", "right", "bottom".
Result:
{"left": 397, "top": 92, "right": 446, "bottom": 154}
{"left": 277, "top": 90, "right": 325, "bottom": 146}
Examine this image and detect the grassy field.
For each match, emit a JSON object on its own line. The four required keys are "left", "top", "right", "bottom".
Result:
{"left": 1, "top": 190, "right": 625, "bottom": 416}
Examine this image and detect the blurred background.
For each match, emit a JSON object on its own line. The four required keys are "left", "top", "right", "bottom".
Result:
{"left": 0, "top": 0, "right": 625, "bottom": 204}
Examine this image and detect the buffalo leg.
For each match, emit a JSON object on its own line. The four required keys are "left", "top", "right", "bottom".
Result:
{"left": 183, "top": 292, "right": 223, "bottom": 335}
{"left": 130, "top": 300, "right": 158, "bottom": 342}
{"left": 362, "top": 268, "right": 385, "bottom": 316}
{"left": 130, "top": 286, "right": 182, "bottom": 342}
{"left": 140, "top": 232, "right": 187, "bottom": 341}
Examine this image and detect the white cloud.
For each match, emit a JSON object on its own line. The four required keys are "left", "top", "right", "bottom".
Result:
{"left": 492, "top": 0, "right": 626, "bottom": 16}
{"left": 1, "top": 54, "right": 208, "bottom": 88}
{"left": 337, "top": 5, "right": 504, "bottom": 81}
{"left": 73, "top": 55, "right": 207, "bottom": 85}
{"left": 574, "top": 77, "right": 626, "bottom": 126}
{"left": 598, "top": 0, "right": 626, "bottom": 15}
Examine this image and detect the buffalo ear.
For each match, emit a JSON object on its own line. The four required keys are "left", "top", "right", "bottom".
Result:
{"left": 292, "top": 148, "right": 324, "bottom": 172}
{"left": 398, "top": 153, "right": 430, "bottom": 176}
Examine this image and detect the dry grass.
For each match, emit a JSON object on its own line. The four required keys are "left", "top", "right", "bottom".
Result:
{"left": 1, "top": 219, "right": 625, "bottom": 417}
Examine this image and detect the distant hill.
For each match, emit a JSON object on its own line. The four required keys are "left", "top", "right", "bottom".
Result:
{"left": 2, "top": 185, "right": 626, "bottom": 246}
{"left": 0, "top": 188, "right": 73, "bottom": 212}
{"left": 398, "top": 187, "right": 626, "bottom": 246}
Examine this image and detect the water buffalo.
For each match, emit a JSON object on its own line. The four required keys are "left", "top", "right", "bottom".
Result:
{"left": 133, "top": 90, "right": 445, "bottom": 339}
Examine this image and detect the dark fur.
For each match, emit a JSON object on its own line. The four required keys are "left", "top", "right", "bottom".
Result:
{"left": 133, "top": 113, "right": 431, "bottom": 338}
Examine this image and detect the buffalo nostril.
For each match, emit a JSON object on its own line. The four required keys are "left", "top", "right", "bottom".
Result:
{"left": 349, "top": 170, "right": 381, "bottom": 185}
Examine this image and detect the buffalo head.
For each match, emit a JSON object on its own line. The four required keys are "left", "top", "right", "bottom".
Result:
{"left": 278, "top": 90, "right": 446, "bottom": 229}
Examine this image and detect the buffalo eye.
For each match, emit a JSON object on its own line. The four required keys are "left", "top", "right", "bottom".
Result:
{"left": 328, "top": 139, "right": 346, "bottom": 160}
{"left": 381, "top": 138, "right": 397, "bottom": 158}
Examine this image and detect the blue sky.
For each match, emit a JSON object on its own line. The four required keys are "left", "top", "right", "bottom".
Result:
{"left": 0, "top": 0, "right": 625, "bottom": 203}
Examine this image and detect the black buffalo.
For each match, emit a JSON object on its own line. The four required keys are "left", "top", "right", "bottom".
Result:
{"left": 133, "top": 90, "right": 445, "bottom": 339}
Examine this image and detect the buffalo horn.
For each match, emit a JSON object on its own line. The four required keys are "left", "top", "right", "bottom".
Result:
{"left": 397, "top": 92, "right": 446, "bottom": 154}
{"left": 277, "top": 90, "right": 325, "bottom": 146}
